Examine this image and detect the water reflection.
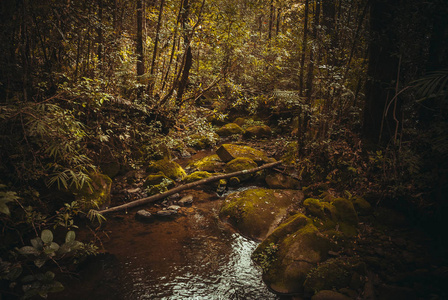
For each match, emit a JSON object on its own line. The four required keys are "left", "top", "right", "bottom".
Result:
{"left": 117, "top": 208, "right": 278, "bottom": 299}
{"left": 51, "top": 193, "right": 279, "bottom": 300}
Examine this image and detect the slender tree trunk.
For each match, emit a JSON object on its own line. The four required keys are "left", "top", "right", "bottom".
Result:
{"left": 136, "top": 0, "right": 145, "bottom": 99}
{"left": 97, "top": 0, "right": 104, "bottom": 65}
{"left": 148, "top": 0, "right": 166, "bottom": 96}
{"left": 299, "top": 0, "right": 309, "bottom": 97}
{"left": 268, "top": 0, "right": 274, "bottom": 42}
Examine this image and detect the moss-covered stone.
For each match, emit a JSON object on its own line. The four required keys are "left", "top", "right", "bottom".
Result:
{"left": 243, "top": 125, "right": 272, "bottom": 139}
{"left": 253, "top": 213, "right": 332, "bottom": 294}
{"left": 216, "top": 123, "right": 244, "bottom": 137}
{"left": 220, "top": 188, "right": 304, "bottom": 240}
{"left": 302, "top": 197, "right": 358, "bottom": 236}
{"left": 146, "top": 159, "right": 186, "bottom": 181}
{"left": 350, "top": 196, "right": 373, "bottom": 216}
{"left": 304, "top": 258, "right": 366, "bottom": 294}
{"left": 233, "top": 117, "right": 247, "bottom": 127}
{"left": 143, "top": 172, "right": 175, "bottom": 195}
{"left": 281, "top": 141, "right": 299, "bottom": 165}
{"left": 73, "top": 173, "right": 112, "bottom": 209}
{"left": 265, "top": 172, "right": 301, "bottom": 189}
{"left": 186, "top": 154, "right": 224, "bottom": 172}
{"left": 303, "top": 198, "right": 335, "bottom": 220}
{"left": 224, "top": 157, "right": 258, "bottom": 181}
{"left": 183, "top": 171, "right": 213, "bottom": 183}
{"left": 216, "top": 144, "right": 272, "bottom": 164}
{"left": 332, "top": 198, "right": 359, "bottom": 226}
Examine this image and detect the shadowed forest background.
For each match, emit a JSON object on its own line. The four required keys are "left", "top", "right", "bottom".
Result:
{"left": 0, "top": 0, "right": 447, "bottom": 299}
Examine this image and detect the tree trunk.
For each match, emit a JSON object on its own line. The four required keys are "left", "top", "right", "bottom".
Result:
{"left": 136, "top": 0, "right": 145, "bottom": 99}
{"left": 363, "top": 0, "right": 400, "bottom": 144}
{"left": 148, "top": 0, "right": 166, "bottom": 96}
{"left": 299, "top": 0, "right": 309, "bottom": 97}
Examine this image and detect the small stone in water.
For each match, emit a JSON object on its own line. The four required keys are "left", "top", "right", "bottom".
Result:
{"left": 135, "top": 210, "right": 153, "bottom": 220}
{"left": 156, "top": 210, "right": 178, "bottom": 217}
{"left": 178, "top": 195, "right": 194, "bottom": 206}
{"left": 167, "top": 205, "right": 181, "bottom": 211}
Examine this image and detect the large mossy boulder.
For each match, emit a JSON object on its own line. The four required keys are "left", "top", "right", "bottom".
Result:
{"left": 216, "top": 144, "right": 272, "bottom": 164}
{"left": 186, "top": 154, "right": 224, "bottom": 172}
{"left": 243, "top": 125, "right": 272, "bottom": 139}
{"left": 220, "top": 188, "right": 304, "bottom": 240}
{"left": 223, "top": 157, "right": 258, "bottom": 181}
{"left": 146, "top": 158, "right": 186, "bottom": 181}
{"left": 216, "top": 123, "right": 244, "bottom": 137}
{"left": 253, "top": 213, "right": 333, "bottom": 294}
{"left": 73, "top": 173, "right": 112, "bottom": 209}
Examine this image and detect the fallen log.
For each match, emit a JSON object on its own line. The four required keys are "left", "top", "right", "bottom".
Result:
{"left": 97, "top": 160, "right": 282, "bottom": 215}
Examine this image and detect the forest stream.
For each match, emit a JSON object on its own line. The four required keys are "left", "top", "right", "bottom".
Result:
{"left": 50, "top": 151, "right": 282, "bottom": 300}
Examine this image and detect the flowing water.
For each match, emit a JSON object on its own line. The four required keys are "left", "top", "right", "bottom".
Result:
{"left": 53, "top": 189, "right": 280, "bottom": 300}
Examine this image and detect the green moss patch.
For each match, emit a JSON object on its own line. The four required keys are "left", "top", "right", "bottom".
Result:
{"left": 216, "top": 143, "right": 272, "bottom": 164}
{"left": 216, "top": 123, "right": 244, "bottom": 137}
{"left": 186, "top": 154, "right": 224, "bottom": 173}
{"left": 146, "top": 158, "right": 186, "bottom": 181}
{"left": 183, "top": 171, "right": 213, "bottom": 183}
{"left": 220, "top": 188, "right": 303, "bottom": 240}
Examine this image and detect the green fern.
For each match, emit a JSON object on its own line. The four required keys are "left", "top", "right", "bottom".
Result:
{"left": 412, "top": 69, "right": 448, "bottom": 103}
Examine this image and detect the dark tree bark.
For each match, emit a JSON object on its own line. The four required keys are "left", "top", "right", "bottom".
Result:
{"left": 299, "top": 0, "right": 309, "bottom": 97}
{"left": 136, "top": 0, "right": 145, "bottom": 99}
{"left": 148, "top": 0, "right": 166, "bottom": 96}
{"left": 362, "top": 0, "right": 400, "bottom": 144}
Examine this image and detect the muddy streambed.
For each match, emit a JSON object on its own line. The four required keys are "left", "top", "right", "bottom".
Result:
{"left": 52, "top": 189, "right": 280, "bottom": 300}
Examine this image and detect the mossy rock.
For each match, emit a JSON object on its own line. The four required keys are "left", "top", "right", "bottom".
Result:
{"left": 187, "top": 133, "right": 219, "bottom": 149}
{"left": 303, "top": 197, "right": 358, "bottom": 236}
{"left": 73, "top": 173, "right": 112, "bottom": 209}
{"left": 220, "top": 188, "right": 304, "bottom": 240}
{"left": 183, "top": 171, "right": 213, "bottom": 183}
{"left": 216, "top": 144, "right": 272, "bottom": 164}
{"left": 350, "top": 196, "right": 373, "bottom": 216}
{"left": 265, "top": 172, "right": 300, "bottom": 189}
{"left": 253, "top": 213, "right": 332, "bottom": 294}
{"left": 304, "top": 258, "right": 367, "bottom": 294}
{"left": 243, "top": 125, "right": 272, "bottom": 139}
{"left": 233, "top": 117, "right": 248, "bottom": 127}
{"left": 186, "top": 154, "right": 224, "bottom": 172}
{"left": 332, "top": 198, "right": 359, "bottom": 226}
{"left": 146, "top": 159, "right": 186, "bottom": 181}
{"left": 223, "top": 157, "right": 258, "bottom": 181}
{"left": 216, "top": 123, "right": 244, "bottom": 137}
{"left": 143, "top": 172, "right": 175, "bottom": 195}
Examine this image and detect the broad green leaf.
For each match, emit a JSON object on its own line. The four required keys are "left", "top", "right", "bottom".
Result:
{"left": 18, "top": 246, "right": 40, "bottom": 256}
{"left": 41, "top": 230, "right": 53, "bottom": 244}
{"left": 65, "top": 231, "right": 76, "bottom": 243}
{"left": 48, "top": 281, "right": 64, "bottom": 293}
{"left": 31, "top": 238, "right": 43, "bottom": 250}
{"left": 34, "top": 258, "right": 47, "bottom": 268}
{"left": 0, "top": 203, "right": 10, "bottom": 216}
